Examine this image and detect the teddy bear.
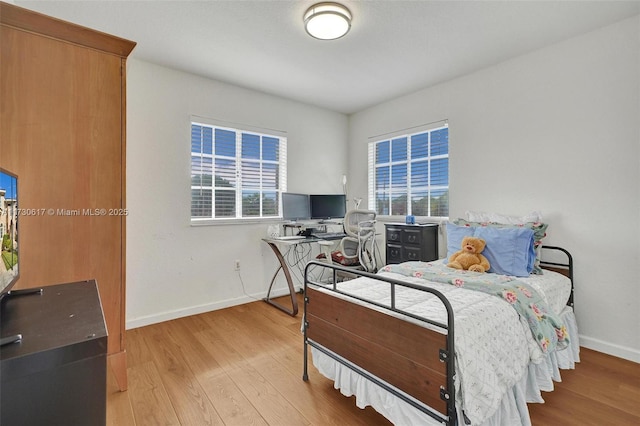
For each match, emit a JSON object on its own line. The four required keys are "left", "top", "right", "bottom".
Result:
{"left": 447, "top": 236, "right": 491, "bottom": 273}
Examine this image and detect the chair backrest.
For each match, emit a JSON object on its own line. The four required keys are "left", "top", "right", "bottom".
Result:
{"left": 342, "top": 210, "right": 377, "bottom": 272}
{"left": 343, "top": 210, "right": 376, "bottom": 239}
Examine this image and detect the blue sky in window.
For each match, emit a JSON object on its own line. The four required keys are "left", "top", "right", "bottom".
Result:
{"left": 376, "top": 140, "right": 390, "bottom": 164}
{"left": 215, "top": 128, "right": 236, "bottom": 157}
{"left": 375, "top": 166, "right": 389, "bottom": 190}
{"left": 431, "top": 128, "right": 449, "bottom": 155}
{"left": 391, "top": 164, "right": 407, "bottom": 188}
{"left": 0, "top": 171, "right": 17, "bottom": 199}
{"left": 431, "top": 158, "right": 449, "bottom": 185}
{"left": 375, "top": 127, "right": 448, "bottom": 165}
{"left": 391, "top": 137, "right": 407, "bottom": 162}
{"left": 262, "top": 137, "right": 279, "bottom": 161}
{"left": 242, "top": 133, "right": 260, "bottom": 159}
{"left": 411, "top": 161, "right": 428, "bottom": 186}
{"left": 411, "top": 133, "right": 428, "bottom": 158}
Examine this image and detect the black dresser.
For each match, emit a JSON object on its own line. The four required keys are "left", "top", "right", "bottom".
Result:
{"left": 1, "top": 280, "right": 107, "bottom": 426}
{"left": 385, "top": 223, "right": 439, "bottom": 264}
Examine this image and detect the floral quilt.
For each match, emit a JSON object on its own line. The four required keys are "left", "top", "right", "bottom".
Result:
{"left": 381, "top": 261, "right": 569, "bottom": 353}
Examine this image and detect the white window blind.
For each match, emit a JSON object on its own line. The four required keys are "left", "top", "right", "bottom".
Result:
{"left": 368, "top": 122, "right": 448, "bottom": 218}
{"left": 191, "top": 120, "right": 287, "bottom": 222}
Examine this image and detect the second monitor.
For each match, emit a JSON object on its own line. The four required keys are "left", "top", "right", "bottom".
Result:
{"left": 310, "top": 194, "right": 346, "bottom": 220}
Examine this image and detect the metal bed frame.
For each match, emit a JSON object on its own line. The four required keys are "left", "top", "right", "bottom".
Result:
{"left": 302, "top": 246, "right": 574, "bottom": 426}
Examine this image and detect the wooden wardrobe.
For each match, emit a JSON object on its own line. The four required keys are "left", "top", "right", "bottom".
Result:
{"left": 0, "top": 2, "right": 135, "bottom": 390}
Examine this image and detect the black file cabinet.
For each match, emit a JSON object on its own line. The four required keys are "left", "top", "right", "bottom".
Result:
{"left": 385, "top": 223, "right": 439, "bottom": 264}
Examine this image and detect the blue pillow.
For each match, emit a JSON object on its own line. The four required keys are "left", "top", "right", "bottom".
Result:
{"left": 473, "top": 227, "right": 536, "bottom": 277}
{"left": 445, "top": 222, "right": 475, "bottom": 262}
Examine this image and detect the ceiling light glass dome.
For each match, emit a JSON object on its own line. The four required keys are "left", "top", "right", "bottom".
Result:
{"left": 304, "top": 2, "right": 352, "bottom": 40}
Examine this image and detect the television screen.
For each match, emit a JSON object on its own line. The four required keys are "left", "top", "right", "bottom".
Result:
{"left": 310, "top": 194, "right": 346, "bottom": 220}
{"left": 282, "top": 192, "right": 310, "bottom": 221}
{"left": 0, "top": 168, "right": 19, "bottom": 299}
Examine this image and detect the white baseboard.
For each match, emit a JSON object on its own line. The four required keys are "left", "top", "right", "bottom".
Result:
{"left": 579, "top": 334, "right": 640, "bottom": 363}
{"left": 125, "top": 286, "right": 297, "bottom": 330}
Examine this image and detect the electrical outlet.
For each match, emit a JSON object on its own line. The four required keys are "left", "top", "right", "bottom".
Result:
{"left": 234, "top": 259, "right": 241, "bottom": 271}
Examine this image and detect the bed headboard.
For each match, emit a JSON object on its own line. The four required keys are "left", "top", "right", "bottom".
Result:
{"left": 539, "top": 246, "right": 574, "bottom": 309}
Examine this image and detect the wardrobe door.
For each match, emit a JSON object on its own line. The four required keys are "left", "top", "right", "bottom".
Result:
{"left": 1, "top": 3, "right": 134, "bottom": 390}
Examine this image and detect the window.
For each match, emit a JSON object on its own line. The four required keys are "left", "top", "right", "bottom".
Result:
{"left": 191, "top": 121, "right": 287, "bottom": 222}
{"left": 368, "top": 123, "right": 448, "bottom": 218}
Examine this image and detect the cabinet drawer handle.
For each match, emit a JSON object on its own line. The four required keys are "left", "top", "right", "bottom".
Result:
{"left": 408, "top": 252, "right": 417, "bottom": 260}
{"left": 407, "top": 235, "right": 417, "bottom": 243}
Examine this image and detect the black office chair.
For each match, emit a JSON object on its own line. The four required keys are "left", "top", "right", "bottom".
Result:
{"left": 317, "top": 209, "right": 377, "bottom": 273}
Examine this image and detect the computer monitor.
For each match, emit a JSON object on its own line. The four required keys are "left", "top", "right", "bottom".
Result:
{"left": 0, "top": 168, "right": 19, "bottom": 301}
{"left": 310, "top": 194, "right": 346, "bottom": 220}
{"left": 282, "top": 193, "right": 311, "bottom": 221}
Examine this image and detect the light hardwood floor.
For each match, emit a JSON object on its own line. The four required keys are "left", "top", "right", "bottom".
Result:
{"left": 107, "top": 294, "right": 639, "bottom": 425}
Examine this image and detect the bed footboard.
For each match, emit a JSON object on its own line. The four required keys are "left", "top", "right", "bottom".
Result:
{"left": 302, "top": 261, "right": 457, "bottom": 425}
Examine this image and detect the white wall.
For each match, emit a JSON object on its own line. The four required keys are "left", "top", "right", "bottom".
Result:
{"left": 348, "top": 16, "right": 640, "bottom": 362}
{"left": 126, "top": 59, "right": 348, "bottom": 328}
{"left": 126, "top": 16, "right": 639, "bottom": 362}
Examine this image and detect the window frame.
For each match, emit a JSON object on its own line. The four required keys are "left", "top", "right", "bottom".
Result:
{"left": 367, "top": 122, "right": 449, "bottom": 220}
{"left": 190, "top": 117, "right": 287, "bottom": 225}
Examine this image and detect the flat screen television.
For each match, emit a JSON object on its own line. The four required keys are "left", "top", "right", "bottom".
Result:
{"left": 282, "top": 192, "right": 311, "bottom": 221}
{"left": 310, "top": 194, "right": 346, "bottom": 220}
{"left": 0, "top": 168, "right": 19, "bottom": 301}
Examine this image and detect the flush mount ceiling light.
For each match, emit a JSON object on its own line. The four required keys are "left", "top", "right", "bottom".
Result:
{"left": 304, "top": 2, "right": 352, "bottom": 40}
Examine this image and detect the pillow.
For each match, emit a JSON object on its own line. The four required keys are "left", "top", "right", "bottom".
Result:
{"left": 453, "top": 219, "right": 549, "bottom": 274}
{"left": 445, "top": 222, "right": 475, "bottom": 262}
{"left": 465, "top": 210, "right": 543, "bottom": 225}
{"left": 472, "top": 227, "right": 536, "bottom": 277}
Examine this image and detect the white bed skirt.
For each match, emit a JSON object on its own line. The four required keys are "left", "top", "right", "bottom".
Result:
{"left": 311, "top": 307, "right": 580, "bottom": 426}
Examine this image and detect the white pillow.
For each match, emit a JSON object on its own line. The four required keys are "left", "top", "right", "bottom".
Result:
{"left": 465, "top": 210, "right": 543, "bottom": 225}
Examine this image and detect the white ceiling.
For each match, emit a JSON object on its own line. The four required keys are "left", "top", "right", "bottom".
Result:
{"left": 15, "top": 0, "right": 640, "bottom": 114}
